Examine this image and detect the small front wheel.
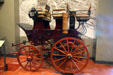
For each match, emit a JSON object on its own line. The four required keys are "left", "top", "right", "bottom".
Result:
{"left": 17, "top": 45, "right": 43, "bottom": 71}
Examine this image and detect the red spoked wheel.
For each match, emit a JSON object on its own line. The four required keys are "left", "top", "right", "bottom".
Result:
{"left": 17, "top": 45, "right": 43, "bottom": 71}
{"left": 51, "top": 37, "right": 89, "bottom": 73}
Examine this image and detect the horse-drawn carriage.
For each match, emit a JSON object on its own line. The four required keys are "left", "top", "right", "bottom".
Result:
{"left": 14, "top": 4, "right": 91, "bottom": 73}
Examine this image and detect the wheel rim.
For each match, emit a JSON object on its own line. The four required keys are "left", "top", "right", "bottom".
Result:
{"left": 17, "top": 45, "right": 43, "bottom": 71}
{"left": 51, "top": 37, "right": 89, "bottom": 73}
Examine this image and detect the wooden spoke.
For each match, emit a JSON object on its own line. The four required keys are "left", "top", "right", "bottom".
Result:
{"left": 34, "top": 52, "right": 40, "bottom": 55}
{"left": 73, "top": 56, "right": 87, "bottom": 59}
{"left": 53, "top": 54, "right": 66, "bottom": 57}
{"left": 31, "top": 62, "right": 40, "bottom": 69}
{"left": 72, "top": 58, "right": 85, "bottom": 65}
{"left": 25, "top": 61, "right": 29, "bottom": 69}
{"left": 31, "top": 60, "right": 39, "bottom": 65}
{"left": 54, "top": 57, "right": 66, "bottom": 62}
{"left": 21, "top": 60, "right": 27, "bottom": 63}
{"left": 71, "top": 60, "right": 73, "bottom": 72}
{"left": 75, "top": 50, "right": 86, "bottom": 55}
{"left": 79, "top": 57, "right": 87, "bottom": 59}
{"left": 59, "top": 42, "right": 68, "bottom": 53}
{"left": 72, "top": 60, "right": 80, "bottom": 71}
{"left": 58, "top": 58, "right": 67, "bottom": 67}
{"left": 53, "top": 47, "right": 66, "bottom": 54}
{"left": 72, "top": 45, "right": 83, "bottom": 54}
{"left": 66, "top": 39, "right": 70, "bottom": 52}
{"left": 30, "top": 61, "right": 32, "bottom": 71}
{"left": 70, "top": 40, "right": 76, "bottom": 53}
{"left": 34, "top": 57, "right": 41, "bottom": 61}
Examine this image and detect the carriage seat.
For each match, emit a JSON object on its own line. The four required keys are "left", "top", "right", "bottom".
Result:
{"left": 37, "top": 9, "right": 51, "bottom": 21}
{"left": 52, "top": 9, "right": 66, "bottom": 18}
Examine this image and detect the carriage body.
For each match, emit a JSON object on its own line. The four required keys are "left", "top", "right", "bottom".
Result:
{"left": 22, "top": 12, "right": 81, "bottom": 46}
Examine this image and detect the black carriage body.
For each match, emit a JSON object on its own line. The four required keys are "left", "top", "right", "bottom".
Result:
{"left": 24, "top": 16, "right": 80, "bottom": 45}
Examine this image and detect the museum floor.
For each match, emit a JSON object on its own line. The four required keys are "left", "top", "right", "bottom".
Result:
{"left": 0, "top": 57, "right": 113, "bottom": 75}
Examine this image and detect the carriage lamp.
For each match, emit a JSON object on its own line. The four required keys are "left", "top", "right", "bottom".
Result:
{"left": 29, "top": 8, "right": 37, "bottom": 18}
{"left": 29, "top": 7, "right": 38, "bottom": 21}
{"left": 0, "top": 0, "right": 4, "bottom": 5}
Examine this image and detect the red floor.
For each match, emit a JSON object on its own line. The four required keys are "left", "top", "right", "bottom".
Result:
{"left": 0, "top": 57, "right": 113, "bottom": 75}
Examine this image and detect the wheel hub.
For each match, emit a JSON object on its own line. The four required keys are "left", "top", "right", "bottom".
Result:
{"left": 67, "top": 54, "right": 72, "bottom": 59}
{"left": 27, "top": 56, "right": 32, "bottom": 62}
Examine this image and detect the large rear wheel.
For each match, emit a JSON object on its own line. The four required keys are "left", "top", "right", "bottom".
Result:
{"left": 51, "top": 37, "right": 89, "bottom": 73}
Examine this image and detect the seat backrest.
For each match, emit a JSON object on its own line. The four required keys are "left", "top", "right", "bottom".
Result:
{"left": 33, "top": 18, "right": 50, "bottom": 30}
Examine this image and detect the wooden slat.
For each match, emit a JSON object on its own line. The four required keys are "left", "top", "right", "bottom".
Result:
{"left": 38, "top": 15, "right": 45, "bottom": 18}
{"left": 38, "top": 12, "right": 45, "bottom": 15}
{"left": 53, "top": 9, "right": 65, "bottom": 11}
{"left": 76, "top": 15, "right": 89, "bottom": 18}
{"left": 52, "top": 14, "right": 63, "bottom": 18}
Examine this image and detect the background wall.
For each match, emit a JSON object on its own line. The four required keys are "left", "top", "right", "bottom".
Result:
{"left": 96, "top": 0, "right": 113, "bottom": 62}
{"left": 0, "top": 0, "right": 19, "bottom": 53}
